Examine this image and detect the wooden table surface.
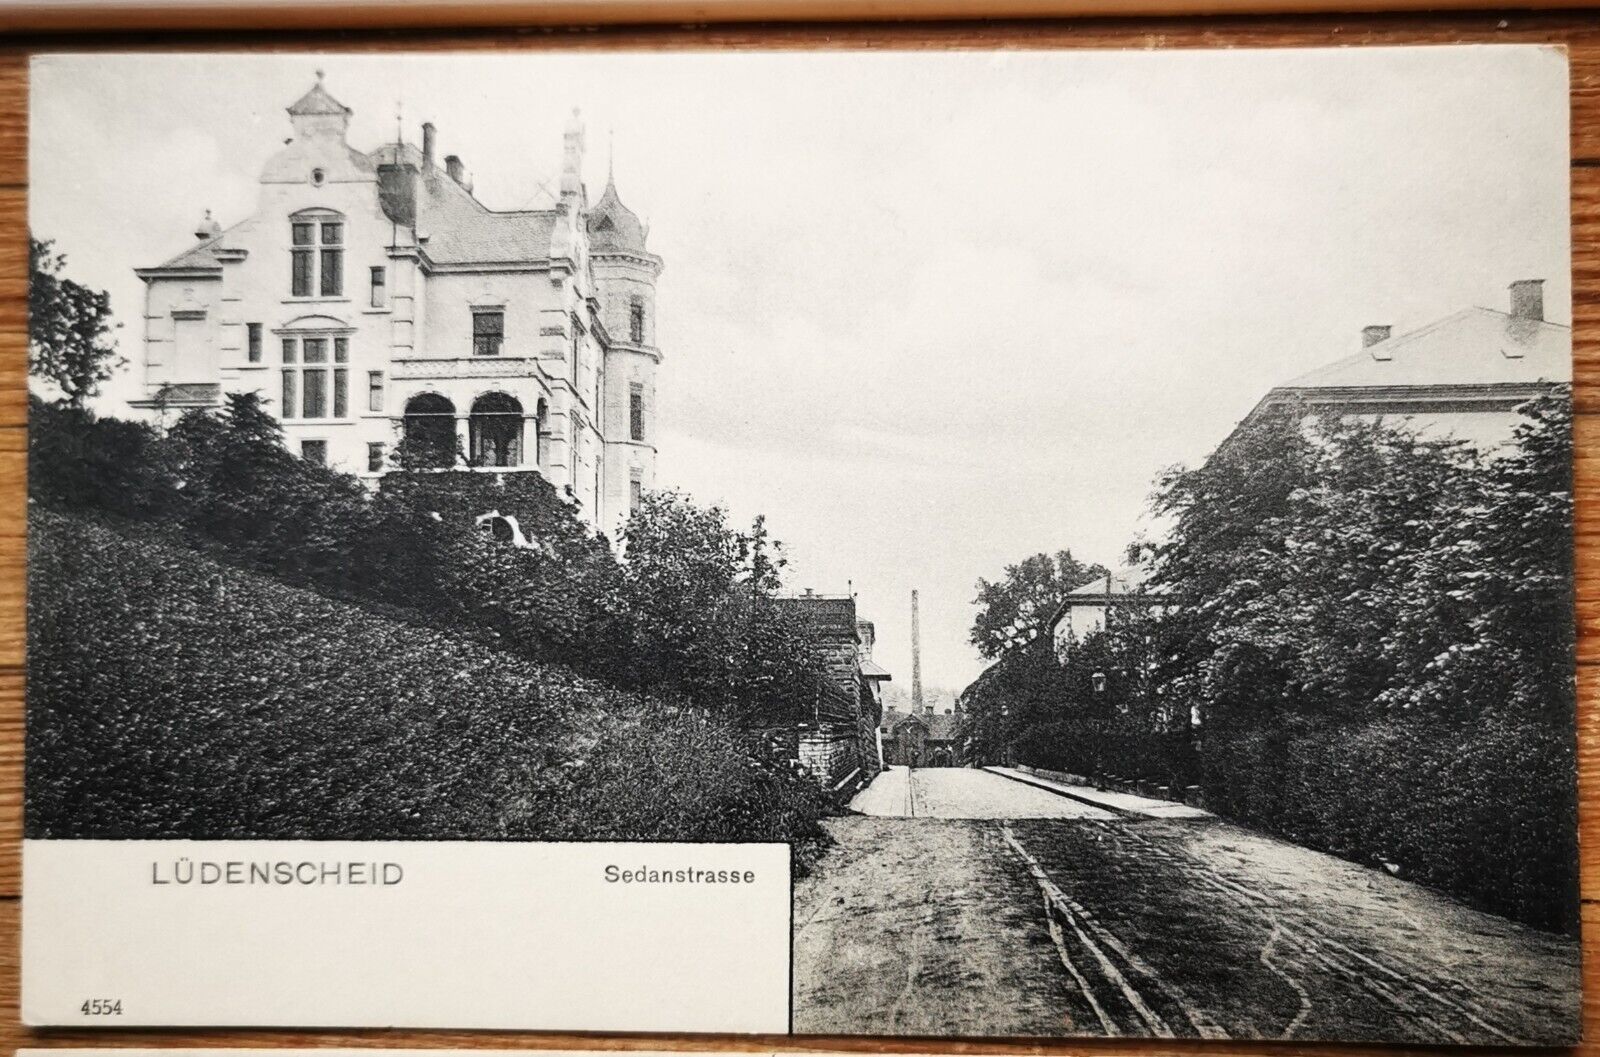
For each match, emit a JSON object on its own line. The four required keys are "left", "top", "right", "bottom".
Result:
{"left": 0, "top": 13, "right": 1597, "bottom": 1056}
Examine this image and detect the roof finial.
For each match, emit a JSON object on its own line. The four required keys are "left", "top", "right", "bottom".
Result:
{"left": 315, "top": 68, "right": 325, "bottom": 85}
{"left": 608, "top": 127, "right": 615, "bottom": 185}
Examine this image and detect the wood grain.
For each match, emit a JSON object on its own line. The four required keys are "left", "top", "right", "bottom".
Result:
{"left": 1, "top": 18, "right": 1599, "bottom": 1055}
{"left": 13, "top": 0, "right": 1600, "bottom": 36}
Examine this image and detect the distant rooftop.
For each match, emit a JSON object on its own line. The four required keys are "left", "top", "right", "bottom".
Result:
{"left": 775, "top": 593, "right": 859, "bottom": 639}
{"left": 1066, "top": 569, "right": 1150, "bottom": 598}
{"left": 1279, "top": 306, "right": 1569, "bottom": 393}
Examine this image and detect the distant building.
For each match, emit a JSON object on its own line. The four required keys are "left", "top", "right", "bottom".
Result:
{"left": 131, "top": 75, "right": 662, "bottom": 536}
{"left": 879, "top": 704, "right": 962, "bottom": 767}
{"left": 1226, "top": 279, "right": 1570, "bottom": 453}
{"left": 1045, "top": 569, "right": 1165, "bottom": 662}
{"left": 778, "top": 592, "right": 885, "bottom": 790}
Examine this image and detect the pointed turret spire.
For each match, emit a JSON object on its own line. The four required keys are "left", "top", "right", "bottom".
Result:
{"left": 588, "top": 159, "right": 648, "bottom": 253}
{"left": 287, "top": 71, "right": 352, "bottom": 139}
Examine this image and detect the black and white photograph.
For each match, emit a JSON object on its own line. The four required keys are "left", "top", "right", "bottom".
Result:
{"left": 23, "top": 46, "right": 1578, "bottom": 1043}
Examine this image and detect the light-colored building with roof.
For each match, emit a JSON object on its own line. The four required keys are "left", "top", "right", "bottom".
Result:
{"left": 1226, "top": 279, "right": 1570, "bottom": 453}
{"left": 132, "top": 74, "right": 663, "bottom": 535}
{"left": 1046, "top": 569, "right": 1164, "bottom": 662}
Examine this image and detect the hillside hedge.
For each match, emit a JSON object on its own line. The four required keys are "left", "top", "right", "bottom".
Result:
{"left": 1201, "top": 713, "right": 1577, "bottom": 933}
{"left": 26, "top": 508, "right": 830, "bottom": 859}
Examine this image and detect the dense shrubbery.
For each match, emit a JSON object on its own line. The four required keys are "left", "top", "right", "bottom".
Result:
{"left": 966, "top": 393, "right": 1578, "bottom": 933}
{"left": 981, "top": 618, "right": 1200, "bottom": 790}
{"left": 1147, "top": 393, "right": 1577, "bottom": 932}
{"left": 1203, "top": 713, "right": 1576, "bottom": 932}
{"left": 28, "top": 392, "right": 829, "bottom": 720}
{"left": 26, "top": 508, "right": 831, "bottom": 857}
{"left": 27, "top": 392, "right": 839, "bottom": 858}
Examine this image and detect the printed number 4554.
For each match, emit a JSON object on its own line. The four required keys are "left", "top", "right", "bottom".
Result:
{"left": 80, "top": 999, "right": 122, "bottom": 1016}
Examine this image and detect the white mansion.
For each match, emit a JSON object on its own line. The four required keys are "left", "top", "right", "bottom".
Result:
{"left": 132, "top": 75, "right": 663, "bottom": 534}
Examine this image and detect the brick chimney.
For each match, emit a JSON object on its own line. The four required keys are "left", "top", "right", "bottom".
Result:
{"left": 1362, "top": 325, "right": 1391, "bottom": 348}
{"left": 1510, "top": 279, "right": 1544, "bottom": 322}
{"left": 444, "top": 154, "right": 465, "bottom": 184}
{"left": 422, "top": 122, "right": 436, "bottom": 170}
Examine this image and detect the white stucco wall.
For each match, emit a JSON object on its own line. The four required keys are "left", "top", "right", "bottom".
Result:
{"left": 135, "top": 88, "right": 662, "bottom": 534}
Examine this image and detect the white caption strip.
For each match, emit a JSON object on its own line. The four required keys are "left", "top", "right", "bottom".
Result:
{"left": 22, "top": 840, "right": 790, "bottom": 1031}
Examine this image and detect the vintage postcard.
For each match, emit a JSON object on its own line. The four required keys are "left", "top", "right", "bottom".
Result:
{"left": 23, "top": 46, "right": 1578, "bottom": 1042}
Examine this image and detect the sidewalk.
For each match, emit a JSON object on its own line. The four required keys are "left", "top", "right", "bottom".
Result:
{"left": 985, "top": 765, "right": 1213, "bottom": 819}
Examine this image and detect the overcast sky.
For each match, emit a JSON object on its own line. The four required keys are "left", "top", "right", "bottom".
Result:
{"left": 30, "top": 46, "right": 1571, "bottom": 692}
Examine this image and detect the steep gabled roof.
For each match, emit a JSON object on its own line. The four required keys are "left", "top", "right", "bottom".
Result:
{"left": 368, "top": 142, "right": 559, "bottom": 266}
{"left": 369, "top": 143, "right": 563, "bottom": 265}
{"left": 288, "top": 77, "right": 352, "bottom": 118}
{"left": 880, "top": 707, "right": 924, "bottom": 732}
{"left": 151, "top": 237, "right": 226, "bottom": 271}
{"left": 141, "top": 217, "right": 252, "bottom": 274}
{"left": 880, "top": 707, "right": 961, "bottom": 741}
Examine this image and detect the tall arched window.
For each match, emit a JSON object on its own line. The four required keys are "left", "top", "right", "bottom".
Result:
{"left": 290, "top": 209, "right": 345, "bottom": 298}
{"left": 403, "top": 393, "right": 456, "bottom": 468}
{"left": 469, "top": 393, "right": 523, "bottom": 468}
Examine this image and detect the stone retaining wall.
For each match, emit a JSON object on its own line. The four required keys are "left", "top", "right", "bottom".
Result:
{"left": 798, "top": 720, "right": 879, "bottom": 796}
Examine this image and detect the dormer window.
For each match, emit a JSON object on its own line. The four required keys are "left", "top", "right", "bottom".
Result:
{"left": 290, "top": 211, "right": 344, "bottom": 298}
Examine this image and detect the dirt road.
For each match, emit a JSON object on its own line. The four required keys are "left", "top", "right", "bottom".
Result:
{"left": 792, "top": 767, "right": 1580, "bottom": 1043}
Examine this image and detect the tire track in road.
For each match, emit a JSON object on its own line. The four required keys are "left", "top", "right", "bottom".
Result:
{"left": 882, "top": 903, "right": 934, "bottom": 1032}
{"left": 1003, "top": 823, "right": 1159, "bottom": 1036}
{"left": 1109, "top": 824, "right": 1521, "bottom": 1045}
{"left": 1002, "top": 822, "right": 1228, "bottom": 1041}
{"left": 1038, "top": 889, "right": 1121, "bottom": 1036}
{"left": 1181, "top": 862, "right": 1502, "bottom": 1042}
{"left": 1258, "top": 923, "right": 1312, "bottom": 1039}
{"left": 1109, "top": 826, "right": 1461, "bottom": 1041}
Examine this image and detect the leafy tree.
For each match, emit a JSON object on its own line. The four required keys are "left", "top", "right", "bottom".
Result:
{"left": 388, "top": 424, "right": 466, "bottom": 473}
{"left": 620, "top": 491, "right": 822, "bottom": 721}
{"left": 28, "top": 395, "right": 169, "bottom": 517}
{"left": 29, "top": 237, "right": 123, "bottom": 408}
{"left": 973, "top": 397, "right": 1576, "bottom": 930}
{"left": 1378, "top": 388, "right": 1574, "bottom": 719}
{"left": 161, "top": 391, "right": 380, "bottom": 591}
{"left": 971, "top": 550, "right": 1108, "bottom": 659}
{"left": 1136, "top": 397, "right": 1576, "bottom": 931}
{"left": 1144, "top": 407, "right": 1491, "bottom": 726}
